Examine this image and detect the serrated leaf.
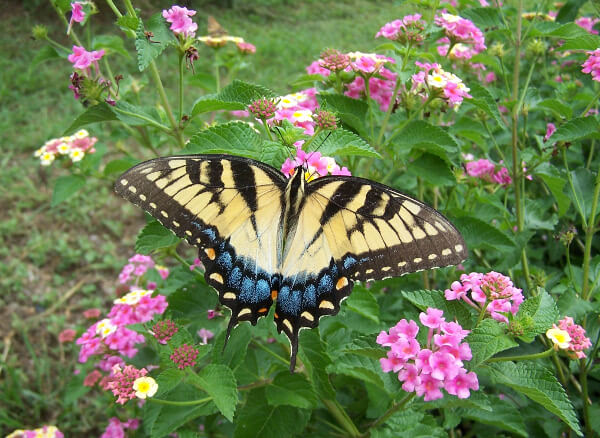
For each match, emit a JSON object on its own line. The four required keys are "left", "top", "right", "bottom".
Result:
{"left": 308, "top": 128, "right": 381, "bottom": 158}
{"left": 217, "top": 80, "right": 277, "bottom": 105}
{"left": 116, "top": 14, "right": 139, "bottom": 31}
{"left": 259, "top": 141, "right": 288, "bottom": 168}
{"left": 466, "top": 319, "right": 518, "bottom": 368}
{"left": 344, "top": 286, "right": 380, "bottom": 323}
{"left": 550, "top": 117, "right": 600, "bottom": 143}
{"left": 401, "top": 290, "right": 474, "bottom": 328}
{"left": 113, "top": 100, "right": 164, "bottom": 128}
{"left": 468, "top": 82, "right": 505, "bottom": 127}
{"left": 557, "top": 288, "right": 594, "bottom": 320}
{"left": 393, "top": 120, "right": 459, "bottom": 166}
{"left": 341, "top": 337, "right": 386, "bottom": 359}
{"left": 51, "top": 175, "right": 86, "bottom": 207}
{"left": 155, "top": 368, "right": 185, "bottom": 397}
{"left": 518, "top": 288, "right": 559, "bottom": 335}
{"left": 135, "top": 13, "right": 175, "bottom": 71}
{"left": 63, "top": 102, "right": 117, "bottom": 134}
{"left": 212, "top": 324, "right": 252, "bottom": 370}
{"left": 459, "top": 397, "right": 527, "bottom": 436}
{"left": 560, "top": 34, "right": 600, "bottom": 50}
{"left": 184, "top": 122, "right": 263, "bottom": 158}
{"left": 536, "top": 166, "right": 571, "bottom": 216}
{"left": 531, "top": 22, "right": 588, "bottom": 38}
{"left": 425, "top": 390, "right": 492, "bottom": 411}
{"left": 190, "top": 364, "right": 238, "bottom": 421}
{"left": 452, "top": 216, "right": 516, "bottom": 251}
{"left": 317, "top": 93, "right": 368, "bottom": 136}
{"left": 298, "top": 329, "right": 335, "bottom": 398}
{"left": 408, "top": 153, "right": 455, "bottom": 186}
{"left": 30, "top": 46, "right": 63, "bottom": 69}
{"left": 487, "top": 362, "right": 582, "bottom": 435}
{"left": 234, "top": 388, "right": 310, "bottom": 438}
{"left": 460, "top": 8, "right": 502, "bottom": 28}
{"left": 568, "top": 167, "right": 596, "bottom": 221}
{"left": 92, "top": 35, "right": 129, "bottom": 58}
{"left": 556, "top": 0, "right": 588, "bottom": 22}
{"left": 536, "top": 99, "right": 573, "bottom": 119}
{"left": 135, "top": 220, "right": 180, "bottom": 254}
{"left": 265, "top": 372, "right": 318, "bottom": 409}
{"left": 328, "top": 353, "right": 386, "bottom": 390}
{"left": 191, "top": 96, "right": 246, "bottom": 116}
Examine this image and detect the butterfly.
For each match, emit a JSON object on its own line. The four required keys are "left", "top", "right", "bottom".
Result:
{"left": 207, "top": 15, "right": 228, "bottom": 37}
{"left": 115, "top": 154, "right": 467, "bottom": 371}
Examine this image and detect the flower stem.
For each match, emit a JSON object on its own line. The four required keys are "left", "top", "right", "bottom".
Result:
{"left": 178, "top": 51, "right": 185, "bottom": 123}
{"left": 475, "top": 300, "right": 490, "bottom": 326}
{"left": 365, "top": 392, "right": 416, "bottom": 433}
{"left": 485, "top": 347, "right": 553, "bottom": 363}
{"left": 322, "top": 399, "right": 361, "bottom": 438}
{"left": 582, "top": 164, "right": 600, "bottom": 301}
{"left": 149, "top": 396, "right": 212, "bottom": 406}
{"left": 580, "top": 361, "right": 592, "bottom": 437}
{"left": 148, "top": 61, "right": 185, "bottom": 149}
{"left": 580, "top": 87, "right": 600, "bottom": 117}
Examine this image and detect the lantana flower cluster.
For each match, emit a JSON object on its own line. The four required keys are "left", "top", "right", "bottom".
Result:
{"left": 575, "top": 17, "right": 600, "bottom": 35}
{"left": 35, "top": 129, "right": 97, "bottom": 166}
{"left": 435, "top": 13, "right": 486, "bottom": 60}
{"left": 100, "top": 418, "right": 139, "bottom": 438}
{"left": 377, "top": 308, "right": 479, "bottom": 401}
{"left": 445, "top": 272, "right": 524, "bottom": 323}
{"left": 118, "top": 253, "right": 169, "bottom": 287}
{"left": 582, "top": 49, "right": 600, "bottom": 82}
{"left": 411, "top": 62, "right": 471, "bottom": 109}
{"left": 152, "top": 319, "right": 178, "bottom": 344}
{"left": 375, "top": 14, "right": 426, "bottom": 45}
{"left": 546, "top": 316, "right": 592, "bottom": 359}
{"left": 6, "top": 426, "right": 64, "bottom": 438}
{"left": 281, "top": 147, "right": 351, "bottom": 181}
{"left": 464, "top": 157, "right": 532, "bottom": 187}
{"left": 162, "top": 5, "right": 198, "bottom": 37}
{"left": 170, "top": 343, "right": 200, "bottom": 369}
{"left": 106, "top": 364, "right": 157, "bottom": 404}
{"left": 267, "top": 89, "right": 319, "bottom": 135}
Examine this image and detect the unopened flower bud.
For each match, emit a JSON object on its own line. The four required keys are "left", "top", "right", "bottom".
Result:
{"left": 526, "top": 39, "right": 545, "bottom": 59}
{"left": 313, "top": 110, "right": 337, "bottom": 130}
{"left": 248, "top": 98, "right": 277, "bottom": 119}
{"left": 32, "top": 24, "right": 48, "bottom": 40}
{"left": 508, "top": 320, "right": 524, "bottom": 337}
{"left": 489, "top": 42, "right": 505, "bottom": 57}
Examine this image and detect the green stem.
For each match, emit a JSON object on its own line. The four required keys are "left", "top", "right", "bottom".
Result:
{"left": 482, "top": 120, "right": 506, "bottom": 162}
{"left": 104, "top": 0, "right": 123, "bottom": 18}
{"left": 385, "top": 97, "right": 431, "bottom": 146}
{"left": 149, "top": 396, "right": 212, "bottom": 406}
{"left": 148, "top": 61, "right": 185, "bottom": 149}
{"left": 551, "top": 351, "right": 567, "bottom": 386}
{"left": 485, "top": 348, "right": 553, "bottom": 363}
{"left": 122, "top": 0, "right": 136, "bottom": 17}
{"left": 580, "top": 361, "right": 592, "bottom": 437}
{"left": 562, "top": 149, "right": 587, "bottom": 228}
{"left": 580, "top": 88, "right": 600, "bottom": 117}
{"left": 215, "top": 61, "right": 221, "bottom": 93}
{"left": 365, "top": 393, "right": 416, "bottom": 433}
{"left": 260, "top": 118, "right": 275, "bottom": 142}
{"left": 322, "top": 399, "right": 361, "bottom": 438}
{"left": 582, "top": 166, "right": 600, "bottom": 300}
{"left": 475, "top": 300, "right": 490, "bottom": 326}
{"left": 178, "top": 52, "right": 185, "bottom": 123}
{"left": 112, "top": 106, "right": 171, "bottom": 133}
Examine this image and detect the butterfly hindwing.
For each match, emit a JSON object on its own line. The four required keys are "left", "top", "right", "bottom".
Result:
{"left": 115, "top": 155, "right": 287, "bottom": 340}
{"left": 275, "top": 175, "right": 467, "bottom": 369}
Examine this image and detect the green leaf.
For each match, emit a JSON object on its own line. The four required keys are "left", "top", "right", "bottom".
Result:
{"left": 393, "top": 120, "right": 459, "bottom": 166}
{"left": 536, "top": 165, "right": 571, "bottom": 217}
{"left": 487, "top": 362, "right": 582, "bottom": 435}
{"left": 401, "top": 290, "right": 474, "bottom": 328}
{"left": 184, "top": 122, "right": 264, "bottom": 158}
{"left": 298, "top": 329, "right": 336, "bottom": 399}
{"left": 557, "top": 288, "right": 594, "bottom": 320}
{"left": 550, "top": 117, "right": 600, "bottom": 143}
{"left": 217, "top": 80, "right": 277, "bottom": 105}
{"left": 265, "top": 372, "right": 318, "bottom": 409}
{"left": 466, "top": 319, "right": 518, "bottom": 368}
{"left": 190, "top": 364, "right": 238, "bottom": 421}
{"left": 308, "top": 128, "right": 381, "bottom": 158}
{"left": 212, "top": 324, "right": 252, "bottom": 370}
{"left": 155, "top": 368, "right": 185, "bottom": 397}
{"left": 259, "top": 141, "right": 288, "bottom": 168}
{"left": 114, "top": 100, "right": 166, "bottom": 128}
{"left": 92, "top": 35, "right": 129, "bottom": 58}
{"left": 103, "top": 158, "right": 139, "bottom": 176}
{"left": 531, "top": 22, "right": 588, "bottom": 38}
{"left": 135, "top": 220, "right": 180, "bottom": 254}
{"left": 452, "top": 216, "right": 516, "bottom": 251}
{"left": 524, "top": 199, "right": 558, "bottom": 231}
{"left": 30, "top": 46, "right": 63, "bottom": 69}
{"left": 460, "top": 7, "right": 502, "bottom": 28}
{"left": 468, "top": 82, "right": 505, "bottom": 127}
{"left": 568, "top": 167, "right": 596, "bottom": 220}
{"left": 344, "top": 286, "right": 380, "bottom": 323}
{"left": 536, "top": 99, "right": 573, "bottom": 119}
{"left": 51, "top": 175, "right": 86, "bottom": 207}
{"left": 116, "top": 13, "right": 140, "bottom": 31}
{"left": 328, "top": 353, "right": 386, "bottom": 390}
{"left": 191, "top": 96, "right": 246, "bottom": 116}
{"left": 135, "top": 13, "right": 176, "bottom": 71}
{"left": 518, "top": 288, "right": 559, "bottom": 336}
{"left": 556, "top": 0, "right": 588, "bottom": 22}
{"left": 408, "top": 153, "right": 455, "bottom": 186}
{"left": 317, "top": 93, "right": 368, "bottom": 136}
{"left": 63, "top": 102, "right": 117, "bottom": 134}
{"left": 189, "top": 72, "right": 217, "bottom": 91}
{"left": 234, "top": 388, "right": 310, "bottom": 438}
{"left": 341, "top": 336, "right": 386, "bottom": 359}
{"left": 459, "top": 397, "right": 527, "bottom": 437}
{"left": 559, "top": 34, "right": 600, "bottom": 50}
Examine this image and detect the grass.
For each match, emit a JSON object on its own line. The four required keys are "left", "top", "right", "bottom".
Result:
{"left": 0, "top": 0, "right": 406, "bottom": 434}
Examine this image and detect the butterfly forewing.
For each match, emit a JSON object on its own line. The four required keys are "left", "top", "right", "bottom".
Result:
{"left": 115, "top": 155, "right": 287, "bottom": 336}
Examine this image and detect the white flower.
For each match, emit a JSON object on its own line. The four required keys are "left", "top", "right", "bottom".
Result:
{"left": 546, "top": 328, "right": 571, "bottom": 349}
{"left": 442, "top": 13, "right": 461, "bottom": 23}
{"left": 114, "top": 289, "right": 151, "bottom": 305}
{"left": 34, "top": 147, "right": 45, "bottom": 157}
{"left": 74, "top": 129, "right": 89, "bottom": 138}
{"left": 40, "top": 152, "right": 55, "bottom": 166}
{"left": 133, "top": 376, "right": 158, "bottom": 399}
{"left": 96, "top": 318, "right": 117, "bottom": 338}
{"left": 291, "top": 109, "right": 313, "bottom": 123}
{"left": 69, "top": 149, "right": 85, "bottom": 162}
{"left": 57, "top": 143, "right": 71, "bottom": 155}
{"left": 428, "top": 72, "right": 448, "bottom": 88}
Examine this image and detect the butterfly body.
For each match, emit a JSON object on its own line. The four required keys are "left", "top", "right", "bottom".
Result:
{"left": 115, "top": 154, "right": 467, "bottom": 370}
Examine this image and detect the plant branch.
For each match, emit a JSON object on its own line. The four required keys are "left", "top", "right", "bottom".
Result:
{"left": 485, "top": 348, "right": 553, "bottom": 363}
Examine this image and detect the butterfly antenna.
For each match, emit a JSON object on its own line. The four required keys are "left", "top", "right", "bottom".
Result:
{"left": 305, "top": 130, "right": 332, "bottom": 164}
{"left": 274, "top": 126, "right": 295, "bottom": 161}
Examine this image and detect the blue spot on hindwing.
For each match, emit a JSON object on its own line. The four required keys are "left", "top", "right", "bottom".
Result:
{"left": 256, "top": 279, "right": 270, "bottom": 302}
{"left": 317, "top": 274, "right": 333, "bottom": 296}
{"left": 217, "top": 252, "right": 233, "bottom": 271}
{"left": 303, "top": 284, "right": 316, "bottom": 308}
{"left": 240, "top": 276, "right": 256, "bottom": 302}
{"left": 200, "top": 227, "right": 216, "bottom": 242}
{"left": 344, "top": 256, "right": 357, "bottom": 270}
{"left": 278, "top": 285, "right": 301, "bottom": 315}
{"left": 228, "top": 267, "right": 242, "bottom": 288}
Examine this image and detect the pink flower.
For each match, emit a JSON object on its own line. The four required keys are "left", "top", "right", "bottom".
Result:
{"left": 445, "top": 369, "right": 479, "bottom": 398}
{"left": 84, "top": 370, "right": 103, "bottom": 387}
{"left": 556, "top": 316, "right": 592, "bottom": 359}
{"left": 376, "top": 14, "right": 426, "bottom": 44}
{"left": 162, "top": 5, "right": 198, "bottom": 37}
{"left": 435, "top": 13, "right": 486, "bottom": 54}
{"left": 106, "top": 364, "right": 148, "bottom": 404}
{"left": 306, "top": 60, "right": 331, "bottom": 76}
{"left": 152, "top": 320, "right": 178, "bottom": 344}
{"left": 416, "top": 374, "right": 444, "bottom": 401}
{"left": 101, "top": 417, "right": 139, "bottom": 438}
{"left": 207, "top": 309, "right": 222, "bottom": 319}
{"left": 582, "top": 49, "right": 600, "bottom": 82}
{"left": 484, "top": 72, "right": 497, "bottom": 83}
{"left": 391, "top": 338, "right": 421, "bottom": 359}
{"left": 190, "top": 258, "right": 202, "bottom": 271}
{"left": 445, "top": 281, "right": 468, "bottom": 300}
{"left": 68, "top": 45, "right": 104, "bottom": 71}
{"left": 544, "top": 123, "right": 556, "bottom": 142}
{"left": 198, "top": 328, "right": 214, "bottom": 344}
{"left": 68, "top": 2, "right": 85, "bottom": 34}
{"left": 58, "top": 328, "right": 77, "bottom": 343}
{"left": 170, "top": 343, "right": 200, "bottom": 369}
{"left": 398, "top": 363, "right": 421, "bottom": 392}
{"left": 419, "top": 308, "right": 445, "bottom": 329}
{"left": 237, "top": 41, "right": 256, "bottom": 54}
{"left": 429, "top": 351, "right": 460, "bottom": 381}
{"left": 380, "top": 351, "right": 406, "bottom": 372}
{"left": 576, "top": 17, "right": 600, "bottom": 34}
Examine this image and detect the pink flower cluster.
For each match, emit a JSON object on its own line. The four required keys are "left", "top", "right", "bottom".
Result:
{"left": 109, "top": 289, "right": 168, "bottom": 325}
{"left": 445, "top": 272, "right": 524, "bottom": 323}
{"left": 465, "top": 158, "right": 511, "bottom": 186}
{"left": 35, "top": 129, "right": 97, "bottom": 166}
{"left": 106, "top": 364, "right": 149, "bottom": 404}
{"left": 152, "top": 319, "right": 178, "bottom": 344}
{"left": 58, "top": 328, "right": 76, "bottom": 343}
{"left": 76, "top": 319, "right": 146, "bottom": 362}
{"left": 270, "top": 88, "right": 319, "bottom": 135}
{"left": 544, "top": 123, "right": 556, "bottom": 142}
{"left": 345, "top": 67, "right": 398, "bottom": 111}
{"left": 237, "top": 41, "right": 256, "bottom": 54}
{"left": 434, "top": 13, "right": 486, "bottom": 60}
{"left": 162, "top": 5, "right": 197, "bottom": 37}
{"left": 281, "top": 147, "right": 351, "bottom": 180}
{"left": 582, "top": 49, "right": 600, "bottom": 82}
{"left": 554, "top": 316, "right": 592, "bottom": 359}
{"left": 68, "top": 45, "right": 104, "bottom": 72}
{"left": 101, "top": 418, "right": 139, "bottom": 438}
{"left": 377, "top": 308, "right": 479, "bottom": 401}
{"left": 411, "top": 62, "right": 471, "bottom": 109}
{"left": 118, "top": 254, "right": 169, "bottom": 285}
{"left": 170, "top": 343, "right": 200, "bottom": 369}
{"left": 376, "top": 14, "right": 426, "bottom": 44}
{"left": 576, "top": 17, "right": 600, "bottom": 34}
{"left": 6, "top": 426, "right": 64, "bottom": 438}
{"left": 68, "top": 2, "right": 85, "bottom": 34}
